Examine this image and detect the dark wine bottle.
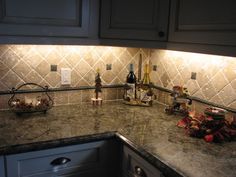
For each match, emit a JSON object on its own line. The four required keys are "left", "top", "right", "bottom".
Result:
{"left": 126, "top": 64, "right": 136, "bottom": 100}
{"left": 127, "top": 64, "right": 136, "bottom": 83}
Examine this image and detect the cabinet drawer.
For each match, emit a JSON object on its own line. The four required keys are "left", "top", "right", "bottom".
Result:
{"left": 6, "top": 141, "right": 108, "bottom": 177}
{"left": 123, "top": 146, "right": 163, "bottom": 177}
{"left": 0, "top": 156, "right": 5, "bottom": 177}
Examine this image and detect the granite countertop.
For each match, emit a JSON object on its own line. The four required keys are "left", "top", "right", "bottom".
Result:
{"left": 0, "top": 101, "right": 235, "bottom": 177}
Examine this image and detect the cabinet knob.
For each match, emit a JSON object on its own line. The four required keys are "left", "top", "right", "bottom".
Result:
{"left": 158, "top": 31, "right": 165, "bottom": 37}
{"left": 135, "top": 166, "right": 147, "bottom": 177}
{"left": 50, "top": 157, "right": 71, "bottom": 166}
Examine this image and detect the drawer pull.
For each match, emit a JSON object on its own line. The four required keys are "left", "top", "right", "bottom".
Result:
{"left": 50, "top": 157, "right": 71, "bottom": 166}
{"left": 135, "top": 166, "right": 147, "bottom": 177}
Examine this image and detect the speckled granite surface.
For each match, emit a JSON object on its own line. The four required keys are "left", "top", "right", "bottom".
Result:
{"left": 0, "top": 101, "right": 235, "bottom": 177}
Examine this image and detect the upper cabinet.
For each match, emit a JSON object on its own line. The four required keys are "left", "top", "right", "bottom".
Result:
{"left": 100, "top": 0, "right": 170, "bottom": 41}
{"left": 169, "top": 0, "right": 236, "bottom": 46}
{"left": 0, "top": 0, "right": 99, "bottom": 40}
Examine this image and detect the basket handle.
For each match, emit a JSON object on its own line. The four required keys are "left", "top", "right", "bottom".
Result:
{"left": 8, "top": 83, "right": 53, "bottom": 108}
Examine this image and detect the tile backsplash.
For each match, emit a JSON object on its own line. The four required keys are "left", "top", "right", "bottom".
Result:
{"left": 0, "top": 45, "right": 149, "bottom": 90}
{"left": 1, "top": 45, "right": 236, "bottom": 110}
{"left": 150, "top": 49, "right": 236, "bottom": 109}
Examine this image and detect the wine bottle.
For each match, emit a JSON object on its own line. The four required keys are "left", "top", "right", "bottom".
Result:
{"left": 126, "top": 64, "right": 136, "bottom": 100}
{"left": 140, "top": 63, "right": 153, "bottom": 104}
{"left": 142, "top": 64, "right": 151, "bottom": 85}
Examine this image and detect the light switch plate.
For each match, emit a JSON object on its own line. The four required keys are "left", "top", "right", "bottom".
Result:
{"left": 61, "top": 68, "right": 71, "bottom": 85}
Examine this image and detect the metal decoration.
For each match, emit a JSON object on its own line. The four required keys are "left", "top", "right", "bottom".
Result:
{"left": 8, "top": 83, "right": 53, "bottom": 114}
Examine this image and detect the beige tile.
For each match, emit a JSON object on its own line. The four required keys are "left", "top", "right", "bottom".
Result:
{"left": 117, "top": 88, "right": 124, "bottom": 99}
{"left": 1, "top": 70, "right": 23, "bottom": 89}
{"left": 35, "top": 60, "right": 50, "bottom": 78}
{"left": 25, "top": 70, "right": 43, "bottom": 84}
{"left": 44, "top": 72, "right": 60, "bottom": 88}
{"left": 0, "top": 45, "right": 9, "bottom": 57}
{"left": 0, "top": 95, "right": 11, "bottom": 110}
{"left": 74, "top": 60, "right": 91, "bottom": 77}
{"left": 119, "top": 50, "right": 132, "bottom": 66}
{"left": 64, "top": 51, "right": 81, "bottom": 68}
{"left": 201, "top": 82, "right": 217, "bottom": 100}
{"left": 0, "top": 81, "right": 8, "bottom": 90}
{"left": 101, "top": 51, "right": 117, "bottom": 65}
{"left": 71, "top": 70, "right": 82, "bottom": 87}
{"left": 12, "top": 60, "right": 31, "bottom": 79}
{"left": 1, "top": 48, "right": 20, "bottom": 68}
{"left": 228, "top": 101, "right": 236, "bottom": 110}
{"left": 68, "top": 91, "right": 82, "bottom": 104}
{"left": 211, "top": 71, "right": 228, "bottom": 92}
{"left": 83, "top": 51, "right": 99, "bottom": 67}
{"left": 93, "top": 60, "right": 106, "bottom": 75}
{"left": 112, "top": 59, "right": 124, "bottom": 75}
{"left": 160, "top": 73, "right": 170, "bottom": 87}
{"left": 127, "top": 48, "right": 139, "bottom": 57}
{"left": 54, "top": 92, "right": 69, "bottom": 105}
{"left": 209, "top": 94, "right": 224, "bottom": 106}
{"left": 81, "top": 90, "right": 94, "bottom": 102}
{"left": 35, "top": 45, "right": 54, "bottom": 58}
{"left": 218, "top": 84, "right": 236, "bottom": 106}
{"left": 111, "top": 47, "right": 126, "bottom": 58}
{"left": 45, "top": 50, "right": 63, "bottom": 65}
{"left": 23, "top": 48, "right": 44, "bottom": 68}
{"left": 83, "top": 70, "right": 96, "bottom": 86}
{"left": 196, "top": 72, "right": 209, "bottom": 88}
{"left": 0, "top": 61, "right": 9, "bottom": 79}
{"left": 172, "top": 74, "right": 184, "bottom": 87}
{"left": 231, "top": 79, "right": 236, "bottom": 90}
{"left": 105, "top": 88, "right": 117, "bottom": 100}
{"left": 9, "top": 45, "right": 31, "bottom": 59}
{"left": 78, "top": 78, "right": 90, "bottom": 86}
{"left": 186, "top": 80, "right": 199, "bottom": 95}
{"left": 223, "top": 60, "right": 236, "bottom": 82}
{"left": 193, "top": 89, "right": 206, "bottom": 100}
{"left": 102, "top": 70, "right": 116, "bottom": 84}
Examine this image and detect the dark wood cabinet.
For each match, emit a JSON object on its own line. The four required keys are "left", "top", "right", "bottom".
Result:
{"left": 100, "top": 0, "right": 170, "bottom": 41}
{"left": 0, "top": 156, "right": 5, "bottom": 177}
{"left": 0, "top": 0, "right": 98, "bottom": 39}
{"left": 169, "top": 0, "right": 236, "bottom": 46}
{"left": 6, "top": 141, "right": 113, "bottom": 177}
{"left": 122, "top": 146, "right": 163, "bottom": 177}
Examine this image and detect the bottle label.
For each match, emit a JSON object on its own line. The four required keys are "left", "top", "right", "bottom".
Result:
{"left": 126, "top": 83, "right": 136, "bottom": 99}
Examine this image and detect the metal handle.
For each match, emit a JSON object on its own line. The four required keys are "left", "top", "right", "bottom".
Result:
{"left": 135, "top": 166, "right": 147, "bottom": 177}
{"left": 158, "top": 31, "right": 165, "bottom": 37}
{"left": 50, "top": 157, "right": 71, "bottom": 166}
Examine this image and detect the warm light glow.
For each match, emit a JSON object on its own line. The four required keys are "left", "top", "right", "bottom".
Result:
{"left": 162, "top": 49, "right": 235, "bottom": 71}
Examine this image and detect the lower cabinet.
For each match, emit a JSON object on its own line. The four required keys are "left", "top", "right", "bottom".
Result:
{"left": 0, "top": 156, "right": 5, "bottom": 177}
{"left": 6, "top": 141, "right": 114, "bottom": 177}
{"left": 122, "top": 146, "right": 164, "bottom": 177}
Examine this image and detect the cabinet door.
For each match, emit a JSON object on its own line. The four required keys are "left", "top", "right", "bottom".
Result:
{"left": 122, "top": 146, "right": 163, "bottom": 177}
{"left": 6, "top": 141, "right": 109, "bottom": 177}
{"left": 169, "top": 0, "right": 236, "bottom": 46}
{"left": 0, "top": 0, "right": 98, "bottom": 38}
{"left": 100, "top": 0, "right": 170, "bottom": 41}
{"left": 0, "top": 156, "right": 5, "bottom": 177}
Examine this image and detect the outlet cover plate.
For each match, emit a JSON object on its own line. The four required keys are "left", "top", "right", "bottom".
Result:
{"left": 61, "top": 68, "right": 71, "bottom": 85}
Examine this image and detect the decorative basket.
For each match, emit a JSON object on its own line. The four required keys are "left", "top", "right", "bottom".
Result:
{"left": 8, "top": 83, "right": 54, "bottom": 114}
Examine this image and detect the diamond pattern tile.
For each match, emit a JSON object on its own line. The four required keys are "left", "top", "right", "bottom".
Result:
{"left": 1, "top": 45, "right": 236, "bottom": 110}
{"left": 150, "top": 49, "right": 236, "bottom": 109}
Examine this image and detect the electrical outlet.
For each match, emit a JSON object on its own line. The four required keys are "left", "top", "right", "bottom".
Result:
{"left": 191, "top": 72, "right": 197, "bottom": 80}
{"left": 106, "top": 64, "right": 112, "bottom": 70}
{"left": 153, "top": 65, "right": 157, "bottom": 71}
{"left": 51, "top": 65, "right": 57, "bottom": 72}
{"left": 61, "top": 68, "right": 71, "bottom": 85}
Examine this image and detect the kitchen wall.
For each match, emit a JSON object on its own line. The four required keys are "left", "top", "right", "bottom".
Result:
{"left": 1, "top": 45, "right": 236, "bottom": 111}
{"left": 150, "top": 49, "right": 236, "bottom": 110}
{"left": 0, "top": 45, "right": 149, "bottom": 109}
